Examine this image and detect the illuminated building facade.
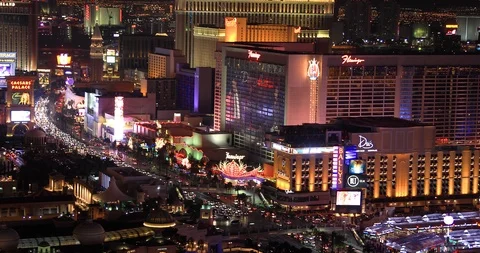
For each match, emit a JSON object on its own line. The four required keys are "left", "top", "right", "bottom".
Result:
{"left": 0, "top": 1, "right": 38, "bottom": 71}
{"left": 84, "top": 5, "right": 122, "bottom": 35}
{"left": 215, "top": 46, "right": 480, "bottom": 160}
{"left": 175, "top": 0, "right": 334, "bottom": 64}
{"left": 83, "top": 91, "right": 156, "bottom": 139}
{"left": 457, "top": 16, "right": 480, "bottom": 41}
{"left": 6, "top": 76, "right": 35, "bottom": 136}
{"left": 193, "top": 18, "right": 300, "bottom": 68}
{"left": 119, "top": 35, "right": 175, "bottom": 77}
{"left": 147, "top": 48, "right": 185, "bottom": 79}
{"left": 267, "top": 117, "right": 480, "bottom": 209}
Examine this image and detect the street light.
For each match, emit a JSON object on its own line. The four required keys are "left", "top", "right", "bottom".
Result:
{"left": 444, "top": 214, "right": 454, "bottom": 248}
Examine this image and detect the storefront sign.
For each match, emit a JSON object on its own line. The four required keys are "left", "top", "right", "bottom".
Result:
{"left": 226, "top": 152, "right": 245, "bottom": 160}
{"left": 285, "top": 190, "right": 294, "bottom": 194}
{"left": 341, "top": 55, "right": 365, "bottom": 65}
{"left": 247, "top": 50, "right": 260, "bottom": 60}
{"left": 307, "top": 58, "right": 320, "bottom": 80}
{"left": 10, "top": 80, "right": 32, "bottom": 90}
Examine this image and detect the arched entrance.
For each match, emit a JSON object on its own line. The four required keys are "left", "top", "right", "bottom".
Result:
{"left": 12, "top": 124, "right": 29, "bottom": 136}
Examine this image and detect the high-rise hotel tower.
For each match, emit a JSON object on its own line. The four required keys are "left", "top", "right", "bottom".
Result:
{"left": 175, "top": 0, "right": 335, "bottom": 63}
{"left": 0, "top": 1, "right": 38, "bottom": 72}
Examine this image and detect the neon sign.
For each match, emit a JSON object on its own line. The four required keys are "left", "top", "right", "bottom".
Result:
{"left": 57, "top": 53, "right": 72, "bottom": 66}
{"left": 332, "top": 146, "right": 344, "bottom": 189}
{"left": 247, "top": 50, "right": 260, "bottom": 60}
{"left": 285, "top": 190, "right": 294, "bottom": 194}
{"left": 225, "top": 17, "right": 237, "bottom": 27}
{"left": 358, "top": 135, "right": 374, "bottom": 149}
{"left": 341, "top": 55, "right": 365, "bottom": 65}
{"left": 226, "top": 152, "right": 245, "bottom": 160}
{"left": 307, "top": 58, "right": 320, "bottom": 80}
{"left": 356, "top": 135, "right": 378, "bottom": 152}
{"left": 10, "top": 80, "right": 32, "bottom": 90}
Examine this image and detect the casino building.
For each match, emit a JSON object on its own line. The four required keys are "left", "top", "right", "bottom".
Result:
{"left": 214, "top": 45, "right": 480, "bottom": 160}
{"left": 265, "top": 117, "right": 480, "bottom": 210}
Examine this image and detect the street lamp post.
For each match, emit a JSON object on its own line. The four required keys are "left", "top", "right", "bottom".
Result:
{"left": 444, "top": 215, "right": 454, "bottom": 250}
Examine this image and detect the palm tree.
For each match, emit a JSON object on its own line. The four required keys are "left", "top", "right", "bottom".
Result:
{"left": 332, "top": 232, "right": 346, "bottom": 253}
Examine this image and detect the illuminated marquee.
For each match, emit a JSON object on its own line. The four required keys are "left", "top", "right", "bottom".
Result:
{"left": 10, "top": 80, "right": 33, "bottom": 90}
{"left": 341, "top": 55, "right": 365, "bottom": 65}
{"left": 57, "top": 53, "right": 72, "bottom": 66}
{"left": 114, "top": 96, "right": 124, "bottom": 141}
{"left": 247, "top": 50, "right": 260, "bottom": 60}
{"left": 332, "top": 146, "right": 344, "bottom": 189}
{"left": 307, "top": 58, "right": 320, "bottom": 81}
{"left": 225, "top": 17, "right": 237, "bottom": 27}
{"left": 0, "top": 52, "right": 16, "bottom": 59}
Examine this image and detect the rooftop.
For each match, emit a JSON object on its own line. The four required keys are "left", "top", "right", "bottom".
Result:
{"left": 333, "top": 117, "right": 431, "bottom": 129}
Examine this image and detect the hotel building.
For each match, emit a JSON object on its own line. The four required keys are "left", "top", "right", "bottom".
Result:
{"left": 175, "top": 0, "right": 335, "bottom": 64}
{"left": 193, "top": 17, "right": 300, "bottom": 68}
{"left": 214, "top": 45, "right": 480, "bottom": 160}
{"left": 265, "top": 117, "right": 480, "bottom": 209}
{"left": 147, "top": 48, "right": 185, "bottom": 78}
{"left": 0, "top": 1, "right": 38, "bottom": 71}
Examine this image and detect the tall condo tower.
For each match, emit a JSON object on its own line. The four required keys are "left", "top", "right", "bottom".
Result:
{"left": 90, "top": 25, "right": 104, "bottom": 82}
{"left": 175, "top": 0, "right": 335, "bottom": 63}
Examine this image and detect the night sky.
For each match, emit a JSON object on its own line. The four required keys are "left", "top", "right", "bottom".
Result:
{"left": 338, "top": 0, "right": 480, "bottom": 10}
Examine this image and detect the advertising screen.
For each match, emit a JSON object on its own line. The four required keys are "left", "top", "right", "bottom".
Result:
{"left": 106, "top": 56, "right": 115, "bottom": 63}
{"left": 38, "top": 72, "right": 50, "bottom": 86}
{"left": 0, "top": 63, "right": 12, "bottom": 77}
{"left": 11, "top": 111, "right": 30, "bottom": 122}
{"left": 11, "top": 92, "right": 31, "bottom": 105}
{"left": 349, "top": 160, "right": 366, "bottom": 175}
{"left": 336, "top": 190, "right": 362, "bottom": 206}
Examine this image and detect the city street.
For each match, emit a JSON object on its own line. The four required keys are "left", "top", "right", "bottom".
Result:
{"left": 34, "top": 97, "right": 363, "bottom": 252}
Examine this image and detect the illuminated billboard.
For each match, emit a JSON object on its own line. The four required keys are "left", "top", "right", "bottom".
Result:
{"left": 0, "top": 52, "right": 16, "bottom": 79}
{"left": 57, "top": 53, "right": 72, "bottom": 66}
{"left": 335, "top": 190, "right": 363, "bottom": 213}
{"left": 11, "top": 111, "right": 31, "bottom": 122}
{"left": 38, "top": 72, "right": 50, "bottom": 86}
{"left": 0, "top": 63, "right": 12, "bottom": 77}
{"left": 349, "top": 159, "right": 366, "bottom": 175}
{"left": 11, "top": 92, "right": 31, "bottom": 106}
{"left": 336, "top": 190, "right": 361, "bottom": 206}
{"left": 106, "top": 56, "right": 115, "bottom": 63}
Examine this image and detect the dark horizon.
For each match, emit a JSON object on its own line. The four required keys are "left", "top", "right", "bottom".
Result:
{"left": 337, "top": 0, "right": 480, "bottom": 10}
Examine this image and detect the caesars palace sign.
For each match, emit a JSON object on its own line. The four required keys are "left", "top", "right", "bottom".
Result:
{"left": 10, "top": 80, "right": 33, "bottom": 90}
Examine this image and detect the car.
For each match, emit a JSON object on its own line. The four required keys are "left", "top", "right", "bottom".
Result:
{"left": 230, "top": 220, "right": 240, "bottom": 225}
